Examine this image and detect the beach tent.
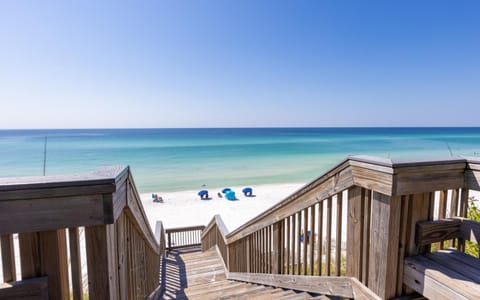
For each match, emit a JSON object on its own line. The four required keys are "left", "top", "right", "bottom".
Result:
{"left": 242, "top": 187, "right": 253, "bottom": 196}
{"left": 225, "top": 190, "right": 236, "bottom": 200}
{"left": 222, "top": 188, "right": 232, "bottom": 194}
{"left": 198, "top": 190, "right": 209, "bottom": 200}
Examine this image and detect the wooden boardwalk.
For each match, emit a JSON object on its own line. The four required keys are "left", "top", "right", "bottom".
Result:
{"left": 159, "top": 247, "right": 330, "bottom": 300}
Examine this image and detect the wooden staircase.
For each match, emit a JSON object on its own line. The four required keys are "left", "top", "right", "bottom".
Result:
{"left": 159, "top": 247, "right": 330, "bottom": 300}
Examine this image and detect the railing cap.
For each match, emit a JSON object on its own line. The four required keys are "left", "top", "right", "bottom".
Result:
{"left": 0, "top": 165, "right": 129, "bottom": 192}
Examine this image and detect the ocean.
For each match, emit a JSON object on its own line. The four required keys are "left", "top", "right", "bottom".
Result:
{"left": 1, "top": 128, "right": 479, "bottom": 192}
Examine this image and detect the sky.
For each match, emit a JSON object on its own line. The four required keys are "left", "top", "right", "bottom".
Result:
{"left": 0, "top": 0, "right": 479, "bottom": 128}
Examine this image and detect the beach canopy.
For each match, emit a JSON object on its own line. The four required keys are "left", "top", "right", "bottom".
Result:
{"left": 198, "top": 190, "right": 209, "bottom": 199}
{"left": 242, "top": 187, "right": 253, "bottom": 196}
{"left": 225, "top": 190, "right": 236, "bottom": 200}
{"left": 222, "top": 188, "right": 232, "bottom": 194}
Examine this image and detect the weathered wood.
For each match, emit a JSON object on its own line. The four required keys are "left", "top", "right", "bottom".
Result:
{"left": 415, "top": 219, "right": 461, "bottom": 247}
{"left": 126, "top": 177, "right": 160, "bottom": 253}
{"left": 316, "top": 201, "right": 323, "bottom": 276}
{"left": 272, "top": 222, "right": 281, "bottom": 274}
{"left": 458, "top": 217, "right": 480, "bottom": 244}
{"left": 335, "top": 192, "right": 343, "bottom": 276}
{"left": 0, "top": 277, "right": 48, "bottom": 299}
{"left": 405, "top": 193, "right": 432, "bottom": 257}
{"left": 227, "top": 272, "right": 354, "bottom": 298}
{"left": 346, "top": 186, "right": 364, "bottom": 279}
{"left": 350, "top": 277, "right": 382, "bottom": 300}
{"left": 85, "top": 224, "right": 118, "bottom": 300}
{"left": 296, "top": 212, "right": 301, "bottom": 275}
{"left": 308, "top": 204, "right": 315, "bottom": 275}
{"left": 0, "top": 194, "right": 105, "bottom": 235}
{"left": 302, "top": 208, "right": 308, "bottom": 275}
{"left": 393, "top": 163, "right": 466, "bottom": 196}
{"left": 326, "top": 197, "right": 332, "bottom": 276}
{"left": 361, "top": 190, "right": 371, "bottom": 285}
{"left": 404, "top": 255, "right": 480, "bottom": 300}
{"left": 0, "top": 234, "right": 16, "bottom": 282}
{"left": 18, "top": 232, "right": 41, "bottom": 278}
{"left": 396, "top": 195, "right": 410, "bottom": 296}
{"left": 226, "top": 160, "right": 353, "bottom": 244}
{"left": 68, "top": 228, "right": 83, "bottom": 300}
{"left": 368, "top": 192, "right": 401, "bottom": 299}
{"left": 38, "top": 230, "right": 69, "bottom": 300}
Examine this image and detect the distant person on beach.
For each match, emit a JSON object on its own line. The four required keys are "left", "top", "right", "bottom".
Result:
{"left": 218, "top": 192, "right": 222, "bottom": 198}
{"left": 153, "top": 193, "right": 164, "bottom": 203}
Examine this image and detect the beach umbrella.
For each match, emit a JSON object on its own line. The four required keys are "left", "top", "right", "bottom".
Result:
{"left": 222, "top": 188, "right": 232, "bottom": 194}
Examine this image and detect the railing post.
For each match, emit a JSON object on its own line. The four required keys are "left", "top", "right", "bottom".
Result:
{"left": 367, "top": 192, "right": 401, "bottom": 299}
{"left": 272, "top": 222, "right": 282, "bottom": 274}
{"left": 85, "top": 224, "right": 119, "bottom": 300}
{"left": 346, "top": 186, "right": 365, "bottom": 280}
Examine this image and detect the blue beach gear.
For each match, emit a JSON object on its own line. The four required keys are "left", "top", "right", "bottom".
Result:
{"left": 222, "top": 188, "right": 232, "bottom": 193}
{"left": 198, "top": 190, "right": 209, "bottom": 200}
{"left": 242, "top": 187, "right": 253, "bottom": 196}
{"left": 225, "top": 190, "right": 236, "bottom": 200}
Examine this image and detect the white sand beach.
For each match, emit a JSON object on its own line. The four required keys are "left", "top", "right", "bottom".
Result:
{"left": 141, "top": 184, "right": 480, "bottom": 236}
{"left": 141, "top": 183, "right": 306, "bottom": 232}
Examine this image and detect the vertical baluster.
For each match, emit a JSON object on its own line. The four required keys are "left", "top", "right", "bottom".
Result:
{"left": 302, "top": 208, "right": 308, "bottom": 275}
{"left": 291, "top": 214, "right": 297, "bottom": 275}
{"left": 336, "top": 192, "right": 343, "bottom": 276}
{"left": 286, "top": 216, "right": 291, "bottom": 274}
{"left": 317, "top": 202, "right": 323, "bottom": 275}
{"left": 296, "top": 212, "right": 301, "bottom": 275}
{"left": 309, "top": 204, "right": 315, "bottom": 275}
{"left": 326, "top": 197, "right": 332, "bottom": 276}
{"left": 362, "top": 190, "right": 372, "bottom": 285}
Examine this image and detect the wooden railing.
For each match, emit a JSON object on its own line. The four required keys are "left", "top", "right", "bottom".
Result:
{"left": 0, "top": 166, "right": 166, "bottom": 300}
{"left": 165, "top": 225, "right": 205, "bottom": 251}
{"left": 201, "top": 155, "right": 480, "bottom": 299}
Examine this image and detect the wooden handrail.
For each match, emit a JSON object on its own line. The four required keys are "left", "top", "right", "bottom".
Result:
{"left": 200, "top": 156, "right": 480, "bottom": 300}
{"left": 0, "top": 166, "right": 162, "bottom": 300}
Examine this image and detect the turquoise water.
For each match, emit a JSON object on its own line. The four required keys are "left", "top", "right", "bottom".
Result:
{"left": 1, "top": 128, "right": 479, "bottom": 192}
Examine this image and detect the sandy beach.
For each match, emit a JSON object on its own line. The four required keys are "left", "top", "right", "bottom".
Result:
{"left": 141, "top": 184, "right": 480, "bottom": 236}
{"left": 141, "top": 182, "right": 306, "bottom": 232}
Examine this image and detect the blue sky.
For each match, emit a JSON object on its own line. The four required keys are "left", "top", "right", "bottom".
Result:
{"left": 0, "top": 1, "right": 479, "bottom": 128}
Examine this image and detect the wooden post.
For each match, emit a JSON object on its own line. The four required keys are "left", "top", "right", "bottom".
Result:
{"left": 85, "top": 224, "right": 119, "bottom": 300}
{"left": 367, "top": 192, "right": 401, "bottom": 300}
{"left": 246, "top": 236, "right": 251, "bottom": 272}
{"left": 346, "top": 186, "right": 364, "bottom": 280}
{"left": 272, "top": 222, "right": 282, "bottom": 274}
{"left": 0, "top": 234, "right": 16, "bottom": 282}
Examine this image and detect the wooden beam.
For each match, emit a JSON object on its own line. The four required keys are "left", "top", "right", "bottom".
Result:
{"left": 38, "top": 230, "right": 69, "bottom": 300}
{"left": 368, "top": 192, "right": 401, "bottom": 299}
{"left": 346, "top": 186, "right": 364, "bottom": 279}
{"left": 415, "top": 219, "right": 461, "bottom": 247}
{"left": 227, "top": 272, "right": 354, "bottom": 298}
{"left": 85, "top": 224, "right": 119, "bottom": 300}
{"left": 0, "top": 195, "right": 105, "bottom": 235}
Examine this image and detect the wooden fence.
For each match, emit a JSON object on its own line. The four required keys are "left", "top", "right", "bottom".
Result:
{"left": 201, "top": 155, "right": 480, "bottom": 299}
{"left": 0, "top": 166, "right": 166, "bottom": 300}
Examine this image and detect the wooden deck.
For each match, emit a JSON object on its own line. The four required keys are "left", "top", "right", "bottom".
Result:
{"left": 159, "top": 247, "right": 329, "bottom": 300}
